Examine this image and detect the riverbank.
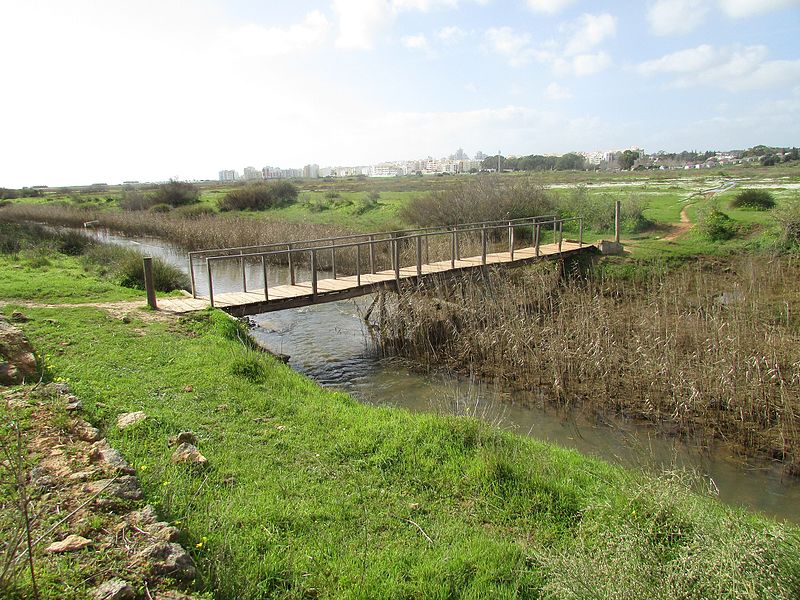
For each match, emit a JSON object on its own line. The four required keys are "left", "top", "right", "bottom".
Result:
{"left": 2, "top": 225, "right": 800, "bottom": 597}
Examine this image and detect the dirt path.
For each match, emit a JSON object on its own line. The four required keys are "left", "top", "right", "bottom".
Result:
{"left": 663, "top": 203, "right": 693, "bottom": 242}
{"left": 1, "top": 299, "right": 182, "bottom": 322}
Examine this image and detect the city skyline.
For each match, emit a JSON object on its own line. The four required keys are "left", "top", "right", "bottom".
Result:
{"left": 1, "top": 0, "right": 799, "bottom": 187}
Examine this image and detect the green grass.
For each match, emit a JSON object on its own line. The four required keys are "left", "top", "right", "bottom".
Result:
{"left": 2, "top": 257, "right": 799, "bottom": 598}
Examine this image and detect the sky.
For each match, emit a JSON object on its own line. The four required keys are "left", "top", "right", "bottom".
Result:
{"left": 1, "top": 0, "right": 799, "bottom": 187}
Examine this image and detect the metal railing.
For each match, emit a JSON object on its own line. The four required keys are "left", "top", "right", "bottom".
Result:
{"left": 190, "top": 215, "right": 584, "bottom": 307}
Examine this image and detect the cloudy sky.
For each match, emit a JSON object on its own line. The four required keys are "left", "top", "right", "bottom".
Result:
{"left": 1, "top": 0, "right": 798, "bottom": 186}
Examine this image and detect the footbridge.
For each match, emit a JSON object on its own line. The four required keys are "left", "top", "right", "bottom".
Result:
{"left": 157, "top": 216, "right": 597, "bottom": 316}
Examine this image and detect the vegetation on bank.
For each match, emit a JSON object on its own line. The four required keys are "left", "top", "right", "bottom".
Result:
{"left": 0, "top": 221, "right": 187, "bottom": 298}
{"left": 2, "top": 297, "right": 798, "bottom": 597}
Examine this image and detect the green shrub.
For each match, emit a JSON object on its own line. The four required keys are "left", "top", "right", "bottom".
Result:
{"left": 305, "top": 197, "right": 330, "bottom": 213}
{"left": 730, "top": 189, "right": 776, "bottom": 210}
{"left": 82, "top": 245, "right": 189, "bottom": 292}
{"left": 773, "top": 197, "right": 800, "bottom": 248}
{"left": 700, "top": 208, "right": 738, "bottom": 241}
{"left": 56, "top": 230, "right": 93, "bottom": 255}
{"left": 151, "top": 180, "right": 200, "bottom": 207}
{"left": 354, "top": 191, "right": 380, "bottom": 215}
{"left": 219, "top": 181, "right": 299, "bottom": 211}
{"left": 149, "top": 203, "right": 173, "bottom": 213}
{"left": 174, "top": 204, "right": 216, "bottom": 218}
{"left": 120, "top": 189, "right": 155, "bottom": 211}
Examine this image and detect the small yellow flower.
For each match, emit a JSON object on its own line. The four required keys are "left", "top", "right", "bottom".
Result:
{"left": 139, "top": 465, "right": 148, "bottom": 471}
{"left": 195, "top": 542, "right": 203, "bottom": 548}
{"left": 162, "top": 481, "right": 170, "bottom": 486}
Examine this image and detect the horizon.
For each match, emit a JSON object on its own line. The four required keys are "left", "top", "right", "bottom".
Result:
{"left": 1, "top": 0, "right": 799, "bottom": 188}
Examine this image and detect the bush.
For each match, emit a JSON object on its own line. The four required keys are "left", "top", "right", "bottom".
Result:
{"left": 354, "top": 191, "right": 380, "bottom": 215}
{"left": 120, "top": 189, "right": 155, "bottom": 211}
{"left": 773, "top": 197, "right": 800, "bottom": 248}
{"left": 174, "top": 203, "right": 216, "bottom": 218}
{"left": 149, "top": 203, "right": 173, "bottom": 213}
{"left": 730, "top": 189, "right": 776, "bottom": 210}
{"left": 699, "top": 208, "right": 738, "bottom": 241}
{"left": 82, "top": 245, "right": 189, "bottom": 292}
{"left": 219, "top": 181, "right": 299, "bottom": 211}
{"left": 151, "top": 180, "right": 200, "bottom": 207}
{"left": 402, "top": 175, "right": 555, "bottom": 226}
{"left": 56, "top": 230, "right": 93, "bottom": 255}
{"left": 0, "top": 200, "right": 12, "bottom": 209}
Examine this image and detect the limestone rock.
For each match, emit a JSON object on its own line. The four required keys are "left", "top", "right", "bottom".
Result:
{"left": 88, "top": 440, "right": 135, "bottom": 474}
{"left": 170, "top": 443, "right": 207, "bottom": 466}
{"left": 168, "top": 431, "right": 197, "bottom": 447}
{"left": 73, "top": 420, "right": 101, "bottom": 442}
{"left": 10, "top": 311, "right": 28, "bottom": 323}
{"left": 65, "top": 396, "right": 83, "bottom": 411}
{"left": 91, "top": 578, "right": 136, "bottom": 600}
{"left": 139, "top": 542, "right": 196, "bottom": 581}
{"left": 0, "top": 320, "right": 37, "bottom": 385}
{"left": 85, "top": 476, "right": 143, "bottom": 502}
{"left": 46, "top": 534, "right": 91, "bottom": 553}
{"left": 127, "top": 505, "right": 159, "bottom": 527}
{"left": 117, "top": 411, "right": 147, "bottom": 430}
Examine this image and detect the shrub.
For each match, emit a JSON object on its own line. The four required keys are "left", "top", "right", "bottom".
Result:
{"left": 174, "top": 203, "right": 216, "bottom": 218}
{"left": 82, "top": 245, "right": 189, "bottom": 292}
{"left": 120, "top": 189, "right": 155, "bottom": 211}
{"left": 56, "top": 230, "right": 92, "bottom": 255}
{"left": 219, "top": 182, "right": 299, "bottom": 211}
{"left": 306, "top": 197, "right": 330, "bottom": 213}
{"left": 402, "top": 175, "right": 555, "bottom": 226}
{"left": 730, "top": 189, "right": 776, "bottom": 210}
{"left": 354, "top": 191, "right": 380, "bottom": 215}
{"left": 773, "top": 197, "right": 800, "bottom": 248}
{"left": 149, "top": 203, "right": 173, "bottom": 213}
{"left": 699, "top": 208, "right": 738, "bottom": 241}
{"left": 151, "top": 180, "right": 200, "bottom": 207}
{"left": 0, "top": 200, "right": 11, "bottom": 209}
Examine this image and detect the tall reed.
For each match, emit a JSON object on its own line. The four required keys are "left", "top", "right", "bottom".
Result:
{"left": 369, "top": 256, "right": 800, "bottom": 470}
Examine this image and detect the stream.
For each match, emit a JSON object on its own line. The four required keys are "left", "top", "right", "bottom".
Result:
{"left": 83, "top": 228, "right": 800, "bottom": 523}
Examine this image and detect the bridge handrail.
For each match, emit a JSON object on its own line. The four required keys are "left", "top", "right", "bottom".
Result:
{"left": 195, "top": 214, "right": 584, "bottom": 304}
{"left": 187, "top": 215, "right": 559, "bottom": 259}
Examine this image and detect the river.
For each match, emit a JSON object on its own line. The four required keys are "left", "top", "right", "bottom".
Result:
{"left": 83, "top": 227, "right": 800, "bottom": 523}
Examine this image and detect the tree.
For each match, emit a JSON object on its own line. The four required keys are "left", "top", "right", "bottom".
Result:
{"left": 555, "top": 153, "right": 586, "bottom": 171}
{"left": 618, "top": 150, "right": 640, "bottom": 170}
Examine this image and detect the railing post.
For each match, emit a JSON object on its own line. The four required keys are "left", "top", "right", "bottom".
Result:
{"left": 143, "top": 257, "right": 157, "bottom": 310}
{"left": 311, "top": 249, "right": 318, "bottom": 298}
{"left": 535, "top": 223, "right": 540, "bottom": 257}
{"left": 356, "top": 244, "right": 362, "bottom": 286}
{"left": 268, "top": 252, "right": 274, "bottom": 300}
{"left": 207, "top": 259, "right": 215, "bottom": 307}
{"left": 579, "top": 218, "right": 583, "bottom": 248}
{"left": 450, "top": 227, "right": 456, "bottom": 268}
{"left": 558, "top": 221, "right": 563, "bottom": 253}
{"left": 189, "top": 254, "right": 197, "bottom": 298}
{"left": 481, "top": 226, "right": 487, "bottom": 265}
{"left": 331, "top": 244, "right": 337, "bottom": 279}
{"left": 454, "top": 228, "right": 460, "bottom": 261}
{"left": 552, "top": 220, "right": 557, "bottom": 249}
{"left": 239, "top": 251, "right": 247, "bottom": 293}
{"left": 369, "top": 235, "right": 375, "bottom": 274}
{"left": 390, "top": 233, "right": 396, "bottom": 271}
{"left": 424, "top": 235, "right": 429, "bottom": 265}
{"left": 288, "top": 243, "right": 295, "bottom": 285}
{"left": 508, "top": 221, "right": 515, "bottom": 259}
{"left": 415, "top": 235, "right": 422, "bottom": 277}
{"left": 394, "top": 238, "right": 401, "bottom": 290}
{"left": 615, "top": 200, "right": 621, "bottom": 243}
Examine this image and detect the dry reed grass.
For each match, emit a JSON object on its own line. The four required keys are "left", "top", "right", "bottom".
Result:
{"left": 369, "top": 255, "right": 800, "bottom": 470}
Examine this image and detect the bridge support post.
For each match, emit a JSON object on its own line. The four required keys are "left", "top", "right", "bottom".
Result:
{"left": 481, "top": 226, "right": 487, "bottom": 266}
{"left": 508, "top": 221, "right": 515, "bottom": 259}
{"left": 143, "top": 257, "right": 157, "bottom": 310}
{"left": 615, "top": 200, "right": 621, "bottom": 243}
{"left": 356, "top": 244, "right": 362, "bottom": 286}
{"left": 394, "top": 239, "right": 401, "bottom": 290}
{"left": 369, "top": 235, "right": 375, "bottom": 274}
{"left": 535, "top": 224, "right": 540, "bottom": 257}
{"left": 579, "top": 219, "right": 583, "bottom": 248}
{"left": 206, "top": 259, "right": 215, "bottom": 307}
{"left": 288, "top": 243, "right": 295, "bottom": 285}
{"left": 240, "top": 251, "right": 247, "bottom": 293}
{"left": 189, "top": 254, "right": 197, "bottom": 298}
{"left": 558, "top": 221, "right": 563, "bottom": 253}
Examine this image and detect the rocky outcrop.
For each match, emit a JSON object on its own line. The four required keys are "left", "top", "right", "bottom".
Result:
{"left": 170, "top": 443, "right": 207, "bottom": 466}
{"left": 117, "top": 411, "right": 147, "bottom": 430}
{"left": 0, "top": 316, "right": 37, "bottom": 385}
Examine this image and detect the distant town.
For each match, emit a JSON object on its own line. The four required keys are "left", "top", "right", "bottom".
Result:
{"left": 218, "top": 145, "right": 798, "bottom": 182}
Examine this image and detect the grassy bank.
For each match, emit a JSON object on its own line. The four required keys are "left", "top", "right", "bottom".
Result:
{"left": 1, "top": 233, "right": 799, "bottom": 598}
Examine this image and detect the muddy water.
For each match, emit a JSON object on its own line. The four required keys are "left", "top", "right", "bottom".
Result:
{"left": 85, "top": 228, "right": 800, "bottom": 523}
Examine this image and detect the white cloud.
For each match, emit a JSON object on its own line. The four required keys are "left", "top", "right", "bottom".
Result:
{"left": 557, "top": 52, "right": 612, "bottom": 76}
{"left": 484, "top": 27, "right": 535, "bottom": 66}
{"left": 717, "top": 0, "right": 800, "bottom": 18}
{"left": 526, "top": 0, "right": 578, "bottom": 14}
{"left": 545, "top": 82, "right": 573, "bottom": 99}
{"left": 637, "top": 44, "right": 800, "bottom": 91}
{"left": 402, "top": 33, "right": 429, "bottom": 50}
{"left": 647, "top": 0, "right": 711, "bottom": 35}
{"left": 563, "top": 13, "right": 616, "bottom": 56}
{"left": 332, "top": 0, "right": 393, "bottom": 50}
{"left": 437, "top": 25, "right": 466, "bottom": 43}
{"left": 223, "top": 11, "right": 329, "bottom": 57}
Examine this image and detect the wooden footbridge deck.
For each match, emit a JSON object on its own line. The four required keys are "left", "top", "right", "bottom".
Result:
{"left": 157, "top": 216, "right": 597, "bottom": 316}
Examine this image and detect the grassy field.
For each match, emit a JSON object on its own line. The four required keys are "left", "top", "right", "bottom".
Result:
{"left": 2, "top": 259, "right": 799, "bottom": 598}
